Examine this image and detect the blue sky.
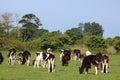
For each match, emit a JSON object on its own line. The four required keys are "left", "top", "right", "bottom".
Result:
{"left": 1, "top": 0, "right": 120, "bottom": 38}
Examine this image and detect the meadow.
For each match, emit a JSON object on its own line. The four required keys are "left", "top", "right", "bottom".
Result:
{"left": 0, "top": 51, "right": 120, "bottom": 80}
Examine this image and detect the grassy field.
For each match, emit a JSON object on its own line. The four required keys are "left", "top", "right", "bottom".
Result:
{"left": 0, "top": 51, "right": 120, "bottom": 80}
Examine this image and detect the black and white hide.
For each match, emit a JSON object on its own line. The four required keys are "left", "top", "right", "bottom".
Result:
{"left": 8, "top": 48, "right": 16, "bottom": 65}
{"left": 18, "top": 50, "right": 31, "bottom": 66}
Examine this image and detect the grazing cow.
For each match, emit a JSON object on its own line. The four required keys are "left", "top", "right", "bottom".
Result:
{"left": 18, "top": 50, "right": 31, "bottom": 66}
{"left": 101, "top": 54, "right": 109, "bottom": 73}
{"left": 61, "top": 49, "right": 71, "bottom": 66}
{"left": 8, "top": 48, "right": 16, "bottom": 65}
{"left": 0, "top": 52, "right": 4, "bottom": 64}
{"left": 79, "top": 53, "right": 102, "bottom": 75}
{"left": 73, "top": 49, "right": 81, "bottom": 60}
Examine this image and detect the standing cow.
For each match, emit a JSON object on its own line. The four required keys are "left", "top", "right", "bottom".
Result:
{"left": 18, "top": 50, "right": 31, "bottom": 66}
{"left": 101, "top": 54, "right": 109, "bottom": 73}
{"left": 33, "top": 51, "right": 55, "bottom": 72}
{"left": 73, "top": 49, "right": 81, "bottom": 60}
{"left": 33, "top": 52, "right": 46, "bottom": 68}
{"left": 8, "top": 48, "right": 16, "bottom": 65}
{"left": 61, "top": 49, "right": 71, "bottom": 66}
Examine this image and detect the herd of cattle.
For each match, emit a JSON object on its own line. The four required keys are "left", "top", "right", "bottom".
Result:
{"left": 0, "top": 48, "right": 109, "bottom": 75}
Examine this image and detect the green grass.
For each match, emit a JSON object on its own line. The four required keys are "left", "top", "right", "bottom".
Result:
{"left": 0, "top": 51, "right": 120, "bottom": 80}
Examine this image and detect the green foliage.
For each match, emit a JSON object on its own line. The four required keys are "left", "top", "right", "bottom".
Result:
{"left": 19, "top": 13, "right": 42, "bottom": 42}
{"left": 65, "top": 27, "right": 83, "bottom": 44}
{"left": 113, "top": 40, "right": 120, "bottom": 53}
{"left": 84, "top": 22, "right": 104, "bottom": 36}
{"left": 85, "top": 36, "right": 107, "bottom": 54}
{"left": 39, "top": 32, "right": 71, "bottom": 50}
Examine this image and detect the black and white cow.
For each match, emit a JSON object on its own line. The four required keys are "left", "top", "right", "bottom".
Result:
{"left": 61, "top": 49, "right": 71, "bottom": 66}
{"left": 0, "top": 52, "right": 4, "bottom": 64}
{"left": 79, "top": 53, "right": 102, "bottom": 75}
{"left": 18, "top": 50, "right": 31, "bottom": 66}
{"left": 45, "top": 53, "right": 55, "bottom": 72}
{"left": 8, "top": 48, "right": 16, "bottom": 65}
{"left": 33, "top": 51, "right": 55, "bottom": 72}
{"left": 33, "top": 52, "right": 46, "bottom": 68}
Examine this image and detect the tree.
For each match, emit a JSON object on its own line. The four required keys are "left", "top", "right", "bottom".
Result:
{"left": 85, "top": 36, "right": 107, "bottom": 53}
{"left": 113, "top": 36, "right": 120, "bottom": 53}
{"left": 0, "top": 13, "right": 13, "bottom": 36}
{"left": 83, "top": 22, "right": 104, "bottom": 37}
{"left": 114, "top": 40, "right": 120, "bottom": 53}
{"left": 65, "top": 27, "right": 83, "bottom": 44}
{"left": 19, "top": 13, "right": 42, "bottom": 42}
{"left": 35, "top": 28, "right": 49, "bottom": 38}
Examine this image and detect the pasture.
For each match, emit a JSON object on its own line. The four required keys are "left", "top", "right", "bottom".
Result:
{"left": 0, "top": 51, "right": 120, "bottom": 80}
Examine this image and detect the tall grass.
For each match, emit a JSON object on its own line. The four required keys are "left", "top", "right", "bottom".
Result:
{"left": 0, "top": 51, "right": 120, "bottom": 80}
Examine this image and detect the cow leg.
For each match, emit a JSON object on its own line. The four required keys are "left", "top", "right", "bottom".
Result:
{"left": 95, "top": 66, "right": 98, "bottom": 75}
{"left": 101, "top": 62, "right": 104, "bottom": 73}
{"left": 74, "top": 55, "right": 77, "bottom": 60}
{"left": 48, "top": 60, "right": 51, "bottom": 72}
{"left": 43, "top": 61, "right": 47, "bottom": 68}
{"left": 8, "top": 58, "right": 11, "bottom": 65}
{"left": 37, "top": 60, "right": 40, "bottom": 68}
{"left": 26, "top": 59, "right": 30, "bottom": 66}
{"left": 34, "top": 60, "right": 37, "bottom": 68}
{"left": 51, "top": 59, "right": 55, "bottom": 72}
{"left": 106, "top": 63, "right": 108, "bottom": 73}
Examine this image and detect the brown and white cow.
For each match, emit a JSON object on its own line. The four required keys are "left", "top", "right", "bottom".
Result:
{"left": 18, "top": 50, "right": 31, "bottom": 66}
{"left": 73, "top": 49, "right": 81, "bottom": 60}
{"left": 79, "top": 53, "right": 102, "bottom": 75}
{"left": 61, "top": 49, "right": 71, "bottom": 66}
{"left": 0, "top": 52, "right": 4, "bottom": 64}
{"left": 8, "top": 48, "right": 16, "bottom": 65}
{"left": 101, "top": 54, "right": 109, "bottom": 73}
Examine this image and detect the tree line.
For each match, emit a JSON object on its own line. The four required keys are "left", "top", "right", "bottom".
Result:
{"left": 0, "top": 12, "right": 120, "bottom": 54}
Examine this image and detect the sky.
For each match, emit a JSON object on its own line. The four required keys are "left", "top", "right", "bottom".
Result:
{"left": 1, "top": 0, "right": 120, "bottom": 38}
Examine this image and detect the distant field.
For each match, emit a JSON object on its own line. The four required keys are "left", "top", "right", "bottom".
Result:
{"left": 0, "top": 51, "right": 120, "bottom": 80}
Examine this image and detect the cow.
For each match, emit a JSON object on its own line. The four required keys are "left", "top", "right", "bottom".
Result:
{"left": 73, "top": 49, "right": 81, "bottom": 60}
{"left": 33, "top": 52, "right": 46, "bottom": 68}
{"left": 18, "top": 50, "right": 31, "bottom": 66}
{"left": 61, "top": 49, "right": 71, "bottom": 66}
{"left": 45, "top": 53, "right": 55, "bottom": 72}
{"left": 79, "top": 53, "right": 102, "bottom": 75}
{"left": 33, "top": 51, "right": 55, "bottom": 72}
{"left": 101, "top": 54, "right": 109, "bottom": 73}
{"left": 8, "top": 48, "right": 16, "bottom": 65}
{"left": 0, "top": 52, "right": 4, "bottom": 64}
